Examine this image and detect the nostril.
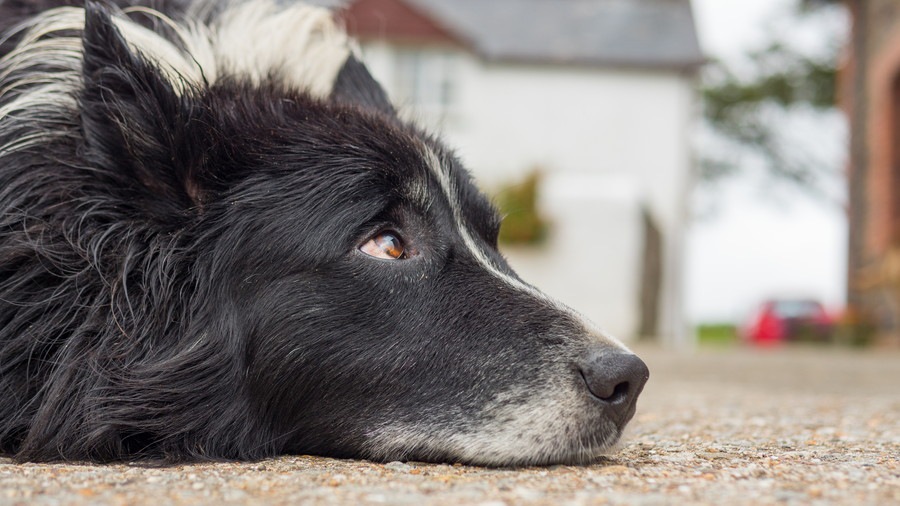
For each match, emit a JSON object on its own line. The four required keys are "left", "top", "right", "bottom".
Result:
{"left": 606, "top": 381, "right": 630, "bottom": 404}
{"left": 578, "top": 350, "right": 649, "bottom": 415}
{"left": 579, "top": 368, "right": 631, "bottom": 403}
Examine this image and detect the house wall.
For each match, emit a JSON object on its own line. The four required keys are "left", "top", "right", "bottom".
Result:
{"left": 360, "top": 43, "right": 696, "bottom": 344}
{"left": 447, "top": 59, "right": 695, "bottom": 229}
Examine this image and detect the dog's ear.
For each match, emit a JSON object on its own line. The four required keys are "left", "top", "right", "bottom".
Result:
{"left": 80, "top": 1, "right": 202, "bottom": 219}
{"left": 330, "top": 55, "right": 396, "bottom": 116}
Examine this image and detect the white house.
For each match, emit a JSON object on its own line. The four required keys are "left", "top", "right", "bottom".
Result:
{"left": 330, "top": 0, "right": 703, "bottom": 346}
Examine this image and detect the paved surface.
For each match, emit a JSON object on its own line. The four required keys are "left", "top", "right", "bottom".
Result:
{"left": 1, "top": 345, "right": 898, "bottom": 505}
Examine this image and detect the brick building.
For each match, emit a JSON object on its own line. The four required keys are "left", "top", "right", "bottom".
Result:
{"left": 844, "top": 0, "right": 900, "bottom": 342}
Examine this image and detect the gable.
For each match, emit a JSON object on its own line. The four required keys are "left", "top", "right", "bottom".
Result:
{"left": 339, "top": 0, "right": 465, "bottom": 47}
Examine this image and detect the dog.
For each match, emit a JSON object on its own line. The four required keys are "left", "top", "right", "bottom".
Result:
{"left": 0, "top": 0, "right": 649, "bottom": 465}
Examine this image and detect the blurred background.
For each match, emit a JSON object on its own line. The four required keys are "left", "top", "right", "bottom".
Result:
{"left": 321, "top": 0, "right": 885, "bottom": 349}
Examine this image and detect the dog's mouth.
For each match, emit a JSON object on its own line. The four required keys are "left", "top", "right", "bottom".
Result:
{"left": 358, "top": 372, "right": 640, "bottom": 467}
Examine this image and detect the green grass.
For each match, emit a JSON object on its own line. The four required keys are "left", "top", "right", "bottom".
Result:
{"left": 696, "top": 323, "right": 739, "bottom": 346}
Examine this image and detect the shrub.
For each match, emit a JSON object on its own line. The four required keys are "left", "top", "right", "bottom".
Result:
{"left": 494, "top": 170, "right": 549, "bottom": 246}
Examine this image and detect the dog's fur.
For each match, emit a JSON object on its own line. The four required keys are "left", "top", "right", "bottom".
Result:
{"left": 0, "top": 0, "right": 646, "bottom": 465}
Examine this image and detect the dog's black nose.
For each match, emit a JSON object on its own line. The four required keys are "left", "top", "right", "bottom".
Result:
{"left": 579, "top": 349, "right": 649, "bottom": 424}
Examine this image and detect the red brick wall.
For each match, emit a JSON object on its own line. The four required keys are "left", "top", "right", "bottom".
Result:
{"left": 846, "top": 0, "right": 900, "bottom": 260}
{"left": 846, "top": 0, "right": 900, "bottom": 334}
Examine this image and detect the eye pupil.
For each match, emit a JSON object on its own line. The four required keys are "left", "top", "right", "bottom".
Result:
{"left": 361, "top": 231, "right": 406, "bottom": 260}
{"left": 376, "top": 234, "right": 402, "bottom": 257}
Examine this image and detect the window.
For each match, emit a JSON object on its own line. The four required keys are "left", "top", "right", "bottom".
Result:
{"left": 393, "top": 49, "right": 457, "bottom": 120}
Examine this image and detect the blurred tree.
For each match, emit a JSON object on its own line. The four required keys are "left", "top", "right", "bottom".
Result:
{"left": 700, "top": 0, "right": 845, "bottom": 196}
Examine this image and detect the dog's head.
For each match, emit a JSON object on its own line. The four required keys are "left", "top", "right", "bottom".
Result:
{"left": 5, "top": 1, "right": 648, "bottom": 465}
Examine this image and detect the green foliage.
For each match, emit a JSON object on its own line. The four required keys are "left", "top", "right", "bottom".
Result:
{"left": 495, "top": 171, "right": 548, "bottom": 246}
{"left": 704, "top": 43, "right": 837, "bottom": 119}
{"left": 700, "top": 1, "right": 844, "bottom": 191}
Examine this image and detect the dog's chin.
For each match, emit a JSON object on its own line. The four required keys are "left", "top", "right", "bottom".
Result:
{"left": 499, "top": 437, "right": 625, "bottom": 468}
{"left": 364, "top": 430, "right": 626, "bottom": 467}
{"left": 361, "top": 407, "right": 629, "bottom": 467}
{"left": 558, "top": 432, "right": 627, "bottom": 466}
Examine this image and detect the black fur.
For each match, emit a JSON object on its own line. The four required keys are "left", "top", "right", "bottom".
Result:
{"left": 0, "top": 0, "right": 647, "bottom": 464}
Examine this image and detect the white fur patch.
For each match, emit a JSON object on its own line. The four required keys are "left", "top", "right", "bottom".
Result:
{"left": 0, "top": 1, "right": 351, "bottom": 107}
{"left": 0, "top": 11, "right": 82, "bottom": 155}
{"left": 200, "top": 0, "right": 352, "bottom": 97}
{"left": 127, "top": 0, "right": 352, "bottom": 95}
{"left": 365, "top": 380, "right": 620, "bottom": 466}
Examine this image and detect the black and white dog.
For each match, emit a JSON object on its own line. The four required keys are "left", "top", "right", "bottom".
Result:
{"left": 0, "top": 0, "right": 649, "bottom": 465}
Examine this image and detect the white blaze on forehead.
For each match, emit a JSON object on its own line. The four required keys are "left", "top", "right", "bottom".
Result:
{"left": 421, "top": 147, "right": 628, "bottom": 351}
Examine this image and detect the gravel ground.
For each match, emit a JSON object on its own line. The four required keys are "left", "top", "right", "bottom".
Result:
{"left": 1, "top": 344, "right": 898, "bottom": 505}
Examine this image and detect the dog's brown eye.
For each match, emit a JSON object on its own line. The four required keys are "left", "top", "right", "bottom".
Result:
{"left": 361, "top": 232, "right": 406, "bottom": 260}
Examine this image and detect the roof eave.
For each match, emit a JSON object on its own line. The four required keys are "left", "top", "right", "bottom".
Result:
{"left": 479, "top": 54, "right": 708, "bottom": 74}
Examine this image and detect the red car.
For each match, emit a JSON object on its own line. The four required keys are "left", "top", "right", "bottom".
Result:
{"left": 744, "top": 299, "right": 833, "bottom": 345}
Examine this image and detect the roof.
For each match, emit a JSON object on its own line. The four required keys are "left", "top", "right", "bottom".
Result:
{"left": 336, "top": 0, "right": 705, "bottom": 70}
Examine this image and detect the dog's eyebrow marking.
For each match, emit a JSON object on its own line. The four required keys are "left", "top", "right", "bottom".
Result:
{"left": 424, "top": 148, "right": 544, "bottom": 297}
{"left": 422, "top": 148, "right": 628, "bottom": 351}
